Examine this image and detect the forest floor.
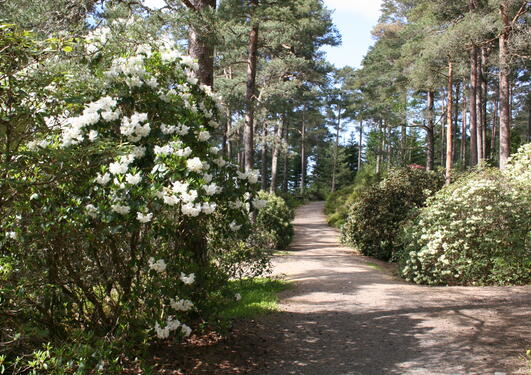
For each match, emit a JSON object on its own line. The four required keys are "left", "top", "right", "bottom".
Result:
{"left": 157, "top": 201, "right": 531, "bottom": 375}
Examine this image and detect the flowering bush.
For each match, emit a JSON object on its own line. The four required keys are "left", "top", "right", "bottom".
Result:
{"left": 341, "top": 168, "right": 444, "bottom": 261}
{"left": 399, "top": 153, "right": 531, "bottom": 285}
{"left": 0, "top": 25, "right": 268, "bottom": 369}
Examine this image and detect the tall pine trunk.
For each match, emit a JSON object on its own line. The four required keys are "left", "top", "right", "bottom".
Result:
{"left": 499, "top": 3, "right": 511, "bottom": 169}
{"left": 300, "top": 110, "right": 306, "bottom": 194}
{"left": 469, "top": 46, "right": 479, "bottom": 166}
{"left": 476, "top": 49, "right": 485, "bottom": 164}
{"left": 243, "top": 0, "right": 259, "bottom": 172}
{"left": 282, "top": 118, "right": 289, "bottom": 192}
{"left": 461, "top": 92, "right": 467, "bottom": 165}
{"left": 357, "top": 120, "right": 363, "bottom": 173}
{"left": 331, "top": 107, "right": 341, "bottom": 193}
{"left": 446, "top": 62, "right": 454, "bottom": 184}
{"left": 426, "top": 91, "right": 435, "bottom": 170}
{"left": 270, "top": 116, "right": 284, "bottom": 194}
{"left": 491, "top": 96, "right": 499, "bottom": 160}
{"left": 261, "top": 125, "right": 268, "bottom": 191}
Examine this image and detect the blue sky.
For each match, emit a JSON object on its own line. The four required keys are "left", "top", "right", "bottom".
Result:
{"left": 322, "top": 0, "right": 383, "bottom": 68}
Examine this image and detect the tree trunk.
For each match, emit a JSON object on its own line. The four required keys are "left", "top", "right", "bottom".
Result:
{"left": 426, "top": 90, "right": 435, "bottom": 170}
{"left": 453, "top": 81, "right": 460, "bottom": 164}
{"left": 331, "top": 107, "right": 341, "bottom": 193}
{"left": 441, "top": 99, "right": 446, "bottom": 167}
{"left": 469, "top": 47, "right": 479, "bottom": 166}
{"left": 357, "top": 120, "right": 363, "bottom": 173}
{"left": 491, "top": 95, "right": 498, "bottom": 160}
{"left": 186, "top": 0, "right": 216, "bottom": 87}
{"left": 477, "top": 49, "right": 484, "bottom": 164}
{"left": 300, "top": 110, "right": 306, "bottom": 194}
{"left": 261, "top": 125, "right": 268, "bottom": 191}
{"left": 446, "top": 61, "right": 454, "bottom": 184}
{"left": 481, "top": 48, "right": 489, "bottom": 159}
{"left": 243, "top": 0, "right": 259, "bottom": 173}
{"left": 270, "top": 116, "right": 284, "bottom": 194}
{"left": 282, "top": 117, "right": 289, "bottom": 192}
{"left": 461, "top": 93, "right": 467, "bottom": 165}
{"left": 499, "top": 3, "right": 511, "bottom": 169}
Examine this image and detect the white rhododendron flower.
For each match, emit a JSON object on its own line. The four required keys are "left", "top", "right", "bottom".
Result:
{"left": 136, "top": 212, "right": 153, "bottom": 223}
{"left": 88, "top": 130, "right": 99, "bottom": 141}
{"left": 181, "top": 190, "right": 198, "bottom": 203}
{"left": 111, "top": 204, "right": 130, "bottom": 215}
{"left": 6, "top": 231, "right": 17, "bottom": 240}
{"left": 109, "top": 162, "right": 128, "bottom": 175}
{"left": 85, "top": 204, "right": 98, "bottom": 218}
{"left": 125, "top": 173, "right": 142, "bottom": 185}
{"left": 235, "top": 293, "right": 242, "bottom": 301}
{"left": 198, "top": 130, "right": 210, "bottom": 141}
{"left": 95, "top": 172, "right": 111, "bottom": 185}
{"left": 203, "top": 183, "right": 220, "bottom": 196}
{"left": 148, "top": 257, "right": 167, "bottom": 273}
{"left": 181, "top": 203, "right": 201, "bottom": 216}
{"left": 186, "top": 157, "right": 203, "bottom": 172}
{"left": 180, "top": 272, "right": 195, "bottom": 285}
{"left": 201, "top": 202, "right": 217, "bottom": 215}
{"left": 170, "top": 298, "right": 194, "bottom": 312}
{"left": 181, "top": 324, "right": 192, "bottom": 337}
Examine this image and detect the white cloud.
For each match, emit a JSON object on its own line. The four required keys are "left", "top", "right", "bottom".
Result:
{"left": 143, "top": 0, "right": 166, "bottom": 9}
{"left": 324, "top": 0, "right": 383, "bottom": 21}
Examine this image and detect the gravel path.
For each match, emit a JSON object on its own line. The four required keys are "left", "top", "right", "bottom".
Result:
{"left": 248, "top": 202, "right": 531, "bottom": 375}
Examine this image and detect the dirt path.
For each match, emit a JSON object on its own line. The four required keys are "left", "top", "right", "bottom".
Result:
{"left": 246, "top": 202, "right": 531, "bottom": 375}
{"left": 161, "top": 202, "right": 530, "bottom": 375}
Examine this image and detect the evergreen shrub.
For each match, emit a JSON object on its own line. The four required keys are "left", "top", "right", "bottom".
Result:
{"left": 341, "top": 167, "right": 444, "bottom": 261}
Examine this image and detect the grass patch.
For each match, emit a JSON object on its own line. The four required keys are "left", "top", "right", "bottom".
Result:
{"left": 365, "top": 262, "right": 385, "bottom": 272}
{"left": 274, "top": 250, "right": 290, "bottom": 256}
{"left": 220, "top": 278, "right": 291, "bottom": 319}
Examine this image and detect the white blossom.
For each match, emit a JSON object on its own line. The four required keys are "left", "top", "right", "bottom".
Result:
{"left": 180, "top": 272, "right": 195, "bottom": 285}
{"left": 186, "top": 157, "right": 203, "bottom": 172}
{"left": 125, "top": 173, "right": 142, "bottom": 185}
{"left": 6, "top": 231, "right": 17, "bottom": 240}
{"left": 180, "top": 324, "right": 192, "bottom": 337}
{"left": 198, "top": 130, "right": 210, "bottom": 141}
{"left": 136, "top": 212, "right": 153, "bottom": 223}
{"left": 170, "top": 298, "right": 194, "bottom": 312}
{"left": 148, "top": 257, "right": 167, "bottom": 273}
{"left": 85, "top": 204, "right": 98, "bottom": 218}
{"left": 95, "top": 172, "right": 111, "bottom": 185}
{"left": 111, "top": 204, "right": 130, "bottom": 215}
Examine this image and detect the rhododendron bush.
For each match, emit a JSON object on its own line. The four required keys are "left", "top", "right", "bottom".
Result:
{"left": 0, "top": 23, "right": 270, "bottom": 353}
{"left": 399, "top": 144, "right": 531, "bottom": 286}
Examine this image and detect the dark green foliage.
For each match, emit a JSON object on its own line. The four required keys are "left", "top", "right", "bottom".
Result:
{"left": 341, "top": 167, "right": 444, "bottom": 261}
{"left": 325, "top": 168, "right": 382, "bottom": 227}
{"left": 256, "top": 192, "right": 295, "bottom": 250}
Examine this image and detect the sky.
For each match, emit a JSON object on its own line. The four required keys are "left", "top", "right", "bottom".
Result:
{"left": 143, "top": 0, "right": 383, "bottom": 69}
{"left": 322, "top": 0, "right": 383, "bottom": 68}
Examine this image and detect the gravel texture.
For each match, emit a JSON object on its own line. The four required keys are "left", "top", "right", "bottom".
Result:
{"left": 155, "top": 201, "right": 531, "bottom": 375}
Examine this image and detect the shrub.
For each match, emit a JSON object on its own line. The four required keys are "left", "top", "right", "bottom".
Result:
{"left": 341, "top": 167, "right": 444, "bottom": 261}
{"left": 255, "top": 191, "right": 295, "bottom": 250}
{"left": 0, "top": 23, "right": 268, "bottom": 374}
{"left": 325, "top": 168, "right": 382, "bottom": 228}
{"left": 400, "top": 146, "right": 531, "bottom": 286}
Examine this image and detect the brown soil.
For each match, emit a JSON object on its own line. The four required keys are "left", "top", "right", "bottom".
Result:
{"left": 155, "top": 201, "right": 531, "bottom": 375}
